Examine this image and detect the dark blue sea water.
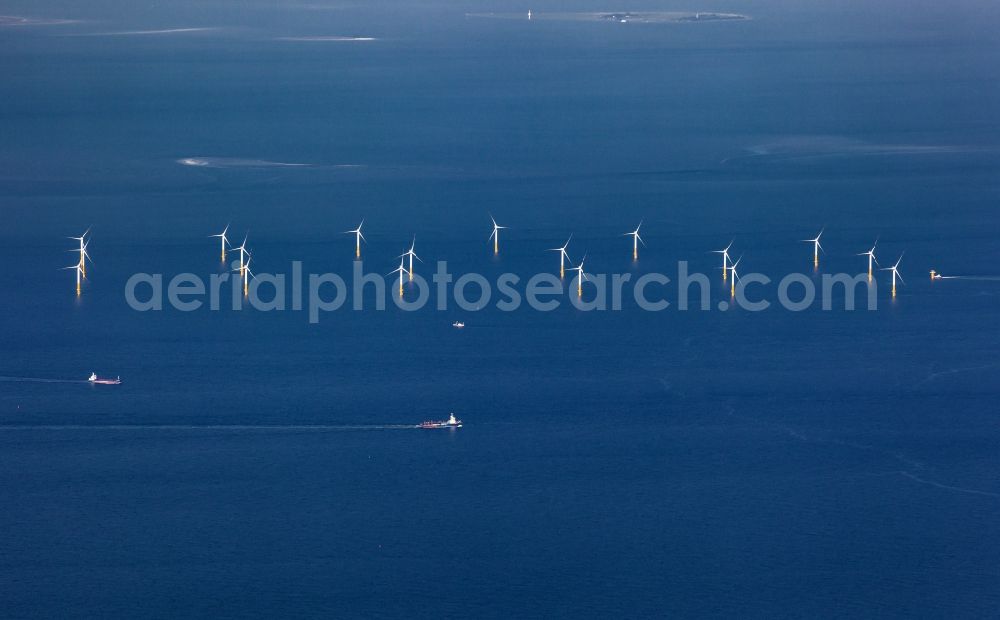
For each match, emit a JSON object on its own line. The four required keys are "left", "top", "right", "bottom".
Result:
{"left": 2, "top": 1, "right": 1000, "bottom": 617}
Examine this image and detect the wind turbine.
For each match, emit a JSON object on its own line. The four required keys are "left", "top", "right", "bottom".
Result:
{"left": 881, "top": 253, "right": 904, "bottom": 297}
{"left": 568, "top": 254, "right": 588, "bottom": 297}
{"left": 802, "top": 228, "right": 825, "bottom": 267}
{"left": 344, "top": 220, "right": 365, "bottom": 258}
{"left": 210, "top": 224, "right": 230, "bottom": 262}
{"left": 388, "top": 256, "right": 408, "bottom": 297}
{"left": 68, "top": 228, "right": 90, "bottom": 277}
{"left": 63, "top": 263, "right": 85, "bottom": 296}
{"left": 547, "top": 234, "right": 572, "bottom": 279}
{"left": 233, "top": 255, "right": 255, "bottom": 296}
{"left": 857, "top": 239, "right": 879, "bottom": 281}
{"left": 488, "top": 214, "right": 507, "bottom": 255}
{"left": 712, "top": 241, "right": 733, "bottom": 281}
{"left": 80, "top": 239, "right": 93, "bottom": 274}
{"left": 399, "top": 236, "right": 421, "bottom": 281}
{"left": 67, "top": 238, "right": 93, "bottom": 278}
{"left": 728, "top": 255, "right": 742, "bottom": 298}
{"left": 232, "top": 236, "right": 250, "bottom": 285}
{"left": 624, "top": 221, "right": 644, "bottom": 260}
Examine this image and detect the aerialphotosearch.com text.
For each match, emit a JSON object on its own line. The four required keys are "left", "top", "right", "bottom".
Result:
{"left": 124, "top": 260, "right": 880, "bottom": 323}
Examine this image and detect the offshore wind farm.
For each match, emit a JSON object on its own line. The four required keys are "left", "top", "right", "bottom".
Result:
{"left": 3, "top": 1, "right": 1000, "bottom": 618}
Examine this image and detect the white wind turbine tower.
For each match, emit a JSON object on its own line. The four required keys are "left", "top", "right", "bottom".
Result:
{"left": 388, "top": 256, "right": 408, "bottom": 297}
{"left": 712, "top": 240, "right": 733, "bottom": 281}
{"left": 547, "top": 234, "right": 572, "bottom": 279}
{"left": 233, "top": 255, "right": 255, "bottom": 296}
{"left": 624, "top": 221, "right": 644, "bottom": 260}
{"left": 344, "top": 220, "right": 366, "bottom": 258}
{"left": 63, "top": 262, "right": 85, "bottom": 296}
{"left": 489, "top": 214, "right": 507, "bottom": 255}
{"left": 881, "top": 253, "right": 904, "bottom": 297}
{"left": 232, "top": 236, "right": 250, "bottom": 290}
{"left": 400, "top": 236, "right": 421, "bottom": 281}
{"left": 68, "top": 228, "right": 91, "bottom": 277}
{"left": 568, "top": 254, "right": 588, "bottom": 297}
{"left": 728, "top": 255, "right": 742, "bottom": 298}
{"left": 210, "top": 224, "right": 230, "bottom": 262}
{"left": 857, "top": 239, "right": 879, "bottom": 281}
{"left": 802, "top": 228, "right": 825, "bottom": 268}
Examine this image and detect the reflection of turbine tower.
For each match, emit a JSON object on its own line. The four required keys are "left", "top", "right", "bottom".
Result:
{"left": 857, "top": 240, "right": 879, "bottom": 281}
{"left": 547, "top": 235, "right": 572, "bottom": 279}
{"left": 344, "top": 220, "right": 365, "bottom": 258}
{"left": 728, "top": 255, "right": 742, "bottom": 298}
{"left": 712, "top": 240, "right": 733, "bottom": 281}
{"left": 569, "top": 254, "right": 588, "bottom": 297}
{"left": 388, "top": 257, "right": 408, "bottom": 297}
{"left": 63, "top": 262, "right": 85, "bottom": 296}
{"left": 210, "top": 224, "right": 230, "bottom": 262}
{"left": 399, "top": 236, "right": 421, "bottom": 281}
{"left": 802, "top": 228, "right": 824, "bottom": 267}
{"left": 624, "top": 221, "right": 644, "bottom": 260}
{"left": 489, "top": 215, "right": 507, "bottom": 255}
{"left": 68, "top": 229, "right": 90, "bottom": 277}
{"left": 881, "top": 253, "right": 904, "bottom": 297}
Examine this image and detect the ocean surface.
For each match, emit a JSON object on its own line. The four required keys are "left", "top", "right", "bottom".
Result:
{"left": 2, "top": 0, "right": 1000, "bottom": 617}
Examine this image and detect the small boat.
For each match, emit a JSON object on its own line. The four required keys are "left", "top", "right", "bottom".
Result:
{"left": 419, "top": 413, "right": 463, "bottom": 429}
{"left": 452, "top": 321, "right": 465, "bottom": 329}
{"left": 88, "top": 372, "right": 121, "bottom": 385}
